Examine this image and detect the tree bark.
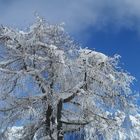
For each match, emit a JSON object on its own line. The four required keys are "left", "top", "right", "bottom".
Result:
{"left": 46, "top": 105, "right": 54, "bottom": 139}
{"left": 57, "top": 99, "right": 63, "bottom": 140}
{"left": 46, "top": 59, "right": 56, "bottom": 139}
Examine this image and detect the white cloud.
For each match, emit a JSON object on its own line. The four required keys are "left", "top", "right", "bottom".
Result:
{"left": 1, "top": 0, "right": 140, "bottom": 33}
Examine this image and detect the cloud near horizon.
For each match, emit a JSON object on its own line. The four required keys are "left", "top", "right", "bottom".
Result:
{"left": 1, "top": 0, "right": 140, "bottom": 33}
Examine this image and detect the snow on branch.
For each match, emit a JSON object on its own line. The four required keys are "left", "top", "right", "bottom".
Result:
{"left": 0, "top": 17, "right": 139, "bottom": 140}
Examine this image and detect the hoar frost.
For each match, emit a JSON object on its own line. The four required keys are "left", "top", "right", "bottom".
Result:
{"left": 0, "top": 17, "right": 139, "bottom": 140}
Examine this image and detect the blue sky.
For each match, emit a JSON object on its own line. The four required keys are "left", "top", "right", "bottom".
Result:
{"left": 0, "top": 0, "right": 140, "bottom": 91}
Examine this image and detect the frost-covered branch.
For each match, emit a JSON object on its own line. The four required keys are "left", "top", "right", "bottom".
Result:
{"left": 0, "top": 17, "right": 139, "bottom": 140}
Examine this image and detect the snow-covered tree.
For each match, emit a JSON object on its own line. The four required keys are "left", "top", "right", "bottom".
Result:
{"left": 0, "top": 17, "right": 139, "bottom": 140}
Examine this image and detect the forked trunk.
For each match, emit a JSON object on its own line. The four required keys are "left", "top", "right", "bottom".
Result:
{"left": 46, "top": 99, "right": 64, "bottom": 140}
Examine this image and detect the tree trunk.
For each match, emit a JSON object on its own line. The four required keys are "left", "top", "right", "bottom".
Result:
{"left": 57, "top": 99, "right": 63, "bottom": 140}
{"left": 46, "top": 105, "right": 54, "bottom": 139}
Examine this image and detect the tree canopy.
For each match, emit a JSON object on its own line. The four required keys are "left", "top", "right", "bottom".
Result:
{"left": 0, "top": 17, "right": 139, "bottom": 140}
